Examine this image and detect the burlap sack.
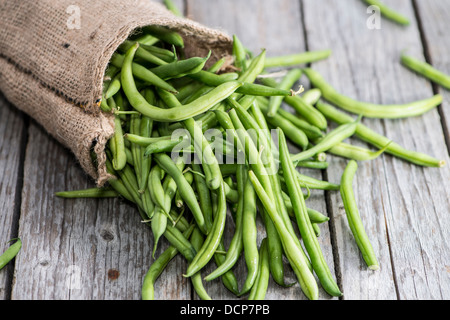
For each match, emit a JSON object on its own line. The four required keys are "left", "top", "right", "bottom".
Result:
{"left": 0, "top": 0, "right": 233, "bottom": 186}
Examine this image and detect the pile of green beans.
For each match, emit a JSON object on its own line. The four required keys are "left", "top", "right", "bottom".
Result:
{"left": 56, "top": 2, "right": 446, "bottom": 300}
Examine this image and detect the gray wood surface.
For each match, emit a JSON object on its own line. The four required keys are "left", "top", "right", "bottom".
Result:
{"left": 0, "top": 0, "right": 449, "bottom": 300}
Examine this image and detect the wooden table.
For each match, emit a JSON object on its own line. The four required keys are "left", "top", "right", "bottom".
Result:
{"left": 1, "top": 0, "right": 449, "bottom": 300}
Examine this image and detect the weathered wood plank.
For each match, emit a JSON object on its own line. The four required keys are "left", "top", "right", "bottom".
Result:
{"left": 11, "top": 123, "right": 191, "bottom": 300}
{"left": 0, "top": 94, "right": 27, "bottom": 300}
{"left": 303, "top": 0, "right": 450, "bottom": 300}
{"left": 186, "top": 0, "right": 338, "bottom": 300}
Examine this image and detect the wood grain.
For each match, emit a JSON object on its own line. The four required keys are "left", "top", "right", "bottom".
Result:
{"left": 0, "top": 94, "right": 27, "bottom": 300}
{"left": 303, "top": 0, "right": 450, "bottom": 300}
{"left": 1, "top": 0, "right": 449, "bottom": 301}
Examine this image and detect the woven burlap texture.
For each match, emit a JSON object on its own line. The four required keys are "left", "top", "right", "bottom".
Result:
{"left": 0, "top": 0, "right": 233, "bottom": 186}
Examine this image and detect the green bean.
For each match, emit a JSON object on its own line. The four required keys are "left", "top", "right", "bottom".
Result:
{"left": 291, "top": 119, "right": 359, "bottom": 163}
{"left": 239, "top": 177, "right": 259, "bottom": 296}
{"left": 138, "top": 116, "right": 154, "bottom": 191}
{"left": 256, "top": 96, "right": 324, "bottom": 140}
{"left": 189, "top": 71, "right": 291, "bottom": 97}
{"left": 0, "top": 238, "right": 22, "bottom": 271}
{"left": 312, "top": 224, "right": 321, "bottom": 237}
{"left": 55, "top": 187, "right": 119, "bottom": 199}
{"left": 264, "top": 49, "right": 332, "bottom": 69}
{"left": 111, "top": 114, "right": 127, "bottom": 171}
{"left": 143, "top": 25, "right": 184, "bottom": 48}
{"left": 152, "top": 207, "right": 168, "bottom": 257}
{"left": 363, "top": 0, "right": 410, "bottom": 26}
{"left": 154, "top": 153, "right": 207, "bottom": 235}
{"left": 208, "top": 57, "right": 227, "bottom": 73}
{"left": 302, "top": 88, "right": 322, "bottom": 106}
{"left": 315, "top": 100, "right": 446, "bottom": 167}
{"left": 156, "top": 87, "right": 224, "bottom": 190}
{"left": 261, "top": 77, "right": 328, "bottom": 130}
{"left": 248, "top": 238, "right": 270, "bottom": 301}
{"left": 105, "top": 72, "right": 122, "bottom": 100}
{"left": 204, "top": 165, "right": 246, "bottom": 281}
{"left": 239, "top": 49, "right": 267, "bottom": 83}
{"left": 105, "top": 161, "right": 136, "bottom": 204}
{"left": 163, "top": 0, "right": 184, "bottom": 17}
{"left": 191, "top": 163, "right": 213, "bottom": 231}
{"left": 248, "top": 171, "right": 319, "bottom": 300}
{"left": 129, "top": 113, "right": 142, "bottom": 187}
{"left": 266, "top": 68, "right": 303, "bottom": 117}
{"left": 184, "top": 182, "right": 227, "bottom": 277}
{"left": 149, "top": 165, "right": 167, "bottom": 212}
{"left": 110, "top": 53, "right": 178, "bottom": 93}
{"left": 141, "top": 225, "right": 194, "bottom": 300}
{"left": 260, "top": 104, "right": 309, "bottom": 149}
{"left": 304, "top": 68, "right": 443, "bottom": 119}
{"left": 232, "top": 35, "right": 248, "bottom": 71}
{"left": 328, "top": 142, "right": 391, "bottom": 161}
{"left": 340, "top": 160, "right": 380, "bottom": 271}
{"left": 144, "top": 139, "right": 187, "bottom": 156}
{"left": 296, "top": 160, "right": 329, "bottom": 170}
{"left": 190, "top": 228, "right": 213, "bottom": 300}
{"left": 279, "top": 128, "right": 342, "bottom": 297}
{"left": 401, "top": 53, "right": 450, "bottom": 90}
{"left": 119, "top": 40, "right": 169, "bottom": 66}
{"left": 164, "top": 224, "right": 197, "bottom": 262}
{"left": 295, "top": 171, "right": 340, "bottom": 191}
{"left": 150, "top": 53, "right": 210, "bottom": 80}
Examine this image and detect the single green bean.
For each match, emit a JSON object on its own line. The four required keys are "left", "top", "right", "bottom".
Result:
{"left": 55, "top": 187, "right": 119, "bottom": 199}
{"left": 248, "top": 238, "right": 270, "bottom": 301}
{"left": 401, "top": 53, "right": 450, "bottom": 90}
{"left": 340, "top": 160, "right": 380, "bottom": 271}
{"left": 315, "top": 100, "right": 446, "bottom": 167}
{"left": 232, "top": 35, "right": 248, "bottom": 71}
{"left": 264, "top": 49, "right": 332, "bottom": 69}
{"left": 163, "top": 0, "right": 184, "bottom": 17}
{"left": 328, "top": 142, "right": 391, "bottom": 161}
{"left": 111, "top": 114, "right": 127, "bottom": 171}
{"left": 150, "top": 53, "right": 210, "bottom": 80}
{"left": 304, "top": 68, "right": 443, "bottom": 119}
{"left": 204, "top": 165, "right": 246, "bottom": 281}
{"left": 0, "top": 238, "right": 22, "bottom": 271}
{"left": 154, "top": 153, "right": 207, "bottom": 235}
{"left": 143, "top": 25, "right": 184, "bottom": 48}
{"left": 291, "top": 119, "right": 359, "bottom": 163}
{"left": 363, "top": 0, "right": 410, "bottom": 26}
{"left": 302, "top": 88, "right": 322, "bottom": 106}
{"left": 105, "top": 72, "right": 122, "bottom": 100}
{"left": 184, "top": 183, "right": 227, "bottom": 277}
{"left": 239, "top": 177, "right": 259, "bottom": 296}
{"left": 266, "top": 68, "right": 303, "bottom": 117}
